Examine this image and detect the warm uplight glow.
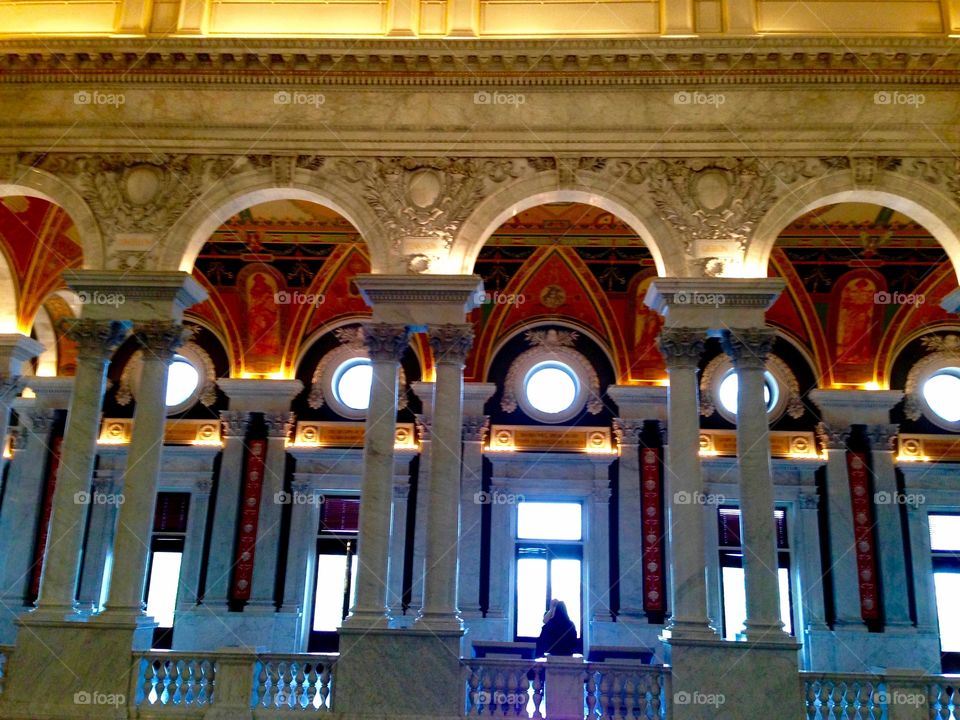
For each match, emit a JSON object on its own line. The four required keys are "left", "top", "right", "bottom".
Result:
{"left": 896, "top": 454, "right": 931, "bottom": 463}
{"left": 20, "top": 387, "right": 36, "bottom": 399}
{"left": 863, "top": 382, "right": 881, "bottom": 391}
{"left": 191, "top": 440, "right": 224, "bottom": 447}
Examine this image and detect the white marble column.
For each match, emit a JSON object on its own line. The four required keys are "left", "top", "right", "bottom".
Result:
{"left": 203, "top": 410, "right": 250, "bottom": 608}
{"left": 658, "top": 327, "right": 717, "bottom": 640}
{"left": 0, "top": 334, "right": 44, "bottom": 464}
{"left": 34, "top": 319, "right": 129, "bottom": 617}
{"left": 612, "top": 419, "right": 645, "bottom": 622}
{"left": 815, "top": 422, "right": 865, "bottom": 628}
{"left": 279, "top": 480, "right": 322, "bottom": 622}
{"left": 589, "top": 473, "right": 614, "bottom": 624}
{"left": 416, "top": 324, "right": 473, "bottom": 632}
{"left": 177, "top": 478, "right": 214, "bottom": 610}
{"left": 722, "top": 328, "right": 789, "bottom": 640}
{"left": 409, "top": 405, "right": 432, "bottom": 612}
{"left": 388, "top": 478, "right": 412, "bottom": 619}
{"left": 76, "top": 466, "right": 123, "bottom": 611}
{"left": 344, "top": 322, "right": 410, "bottom": 629}
{"left": 866, "top": 423, "right": 912, "bottom": 627}
{"left": 248, "top": 411, "right": 295, "bottom": 610}
{"left": 796, "top": 491, "right": 829, "bottom": 633}
{"left": 102, "top": 321, "right": 187, "bottom": 621}
{"left": 458, "top": 415, "right": 488, "bottom": 619}
{"left": 487, "top": 476, "right": 511, "bottom": 621}
{"left": 904, "top": 502, "right": 937, "bottom": 631}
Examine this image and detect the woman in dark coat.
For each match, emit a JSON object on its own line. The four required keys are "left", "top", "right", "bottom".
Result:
{"left": 535, "top": 599, "right": 578, "bottom": 658}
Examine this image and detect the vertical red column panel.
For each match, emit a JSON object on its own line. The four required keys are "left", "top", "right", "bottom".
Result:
{"left": 846, "top": 451, "right": 881, "bottom": 622}
{"left": 29, "top": 436, "right": 63, "bottom": 601}
{"left": 641, "top": 446, "right": 665, "bottom": 613}
{"left": 231, "top": 439, "right": 266, "bottom": 601}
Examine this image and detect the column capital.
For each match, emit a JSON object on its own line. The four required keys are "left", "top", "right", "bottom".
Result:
{"left": 721, "top": 327, "right": 776, "bottom": 369}
{"left": 62, "top": 318, "right": 131, "bottom": 359}
{"left": 799, "top": 491, "right": 820, "bottom": 510}
{"left": 415, "top": 413, "right": 432, "bottom": 441}
{"left": 29, "top": 408, "right": 58, "bottom": 435}
{"left": 462, "top": 415, "right": 489, "bottom": 442}
{"left": 393, "top": 482, "right": 411, "bottom": 500}
{"left": 591, "top": 479, "right": 612, "bottom": 504}
{"left": 291, "top": 479, "right": 313, "bottom": 496}
{"left": 613, "top": 418, "right": 644, "bottom": 445}
{"left": 131, "top": 320, "right": 191, "bottom": 362}
{"left": 264, "top": 411, "right": 296, "bottom": 439}
{"left": 194, "top": 477, "right": 214, "bottom": 496}
{"left": 866, "top": 423, "right": 899, "bottom": 452}
{"left": 427, "top": 323, "right": 474, "bottom": 366}
{"left": 220, "top": 409, "right": 251, "bottom": 438}
{"left": 363, "top": 322, "right": 411, "bottom": 362}
{"left": 816, "top": 421, "right": 850, "bottom": 451}
{"left": 657, "top": 327, "right": 707, "bottom": 369}
{"left": 0, "top": 333, "right": 45, "bottom": 376}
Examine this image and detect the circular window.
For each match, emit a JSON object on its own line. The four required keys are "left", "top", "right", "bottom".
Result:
{"left": 333, "top": 358, "right": 373, "bottom": 412}
{"left": 716, "top": 369, "right": 778, "bottom": 416}
{"left": 165, "top": 355, "right": 201, "bottom": 411}
{"left": 922, "top": 369, "right": 960, "bottom": 423}
{"left": 524, "top": 362, "right": 579, "bottom": 415}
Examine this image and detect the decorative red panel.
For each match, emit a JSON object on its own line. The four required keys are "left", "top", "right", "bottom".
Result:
{"left": 320, "top": 497, "right": 360, "bottom": 534}
{"left": 231, "top": 439, "right": 266, "bottom": 601}
{"left": 153, "top": 492, "right": 190, "bottom": 534}
{"left": 846, "top": 452, "right": 881, "bottom": 621}
{"left": 640, "top": 447, "right": 665, "bottom": 613}
{"left": 29, "top": 436, "right": 63, "bottom": 601}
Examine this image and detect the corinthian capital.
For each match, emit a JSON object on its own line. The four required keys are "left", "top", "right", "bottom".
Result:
{"left": 866, "top": 423, "right": 899, "bottom": 452}
{"left": 657, "top": 327, "right": 707, "bottom": 369}
{"left": 132, "top": 321, "right": 191, "bottom": 362}
{"left": 62, "top": 319, "right": 131, "bottom": 360}
{"left": 428, "top": 324, "right": 474, "bottom": 365}
{"left": 613, "top": 419, "right": 644, "bottom": 446}
{"left": 363, "top": 323, "right": 411, "bottom": 362}
{"left": 220, "top": 410, "right": 251, "bottom": 438}
{"left": 721, "top": 328, "right": 776, "bottom": 369}
{"left": 462, "top": 415, "right": 489, "bottom": 442}
{"left": 264, "top": 411, "right": 296, "bottom": 439}
{"left": 816, "top": 422, "right": 850, "bottom": 451}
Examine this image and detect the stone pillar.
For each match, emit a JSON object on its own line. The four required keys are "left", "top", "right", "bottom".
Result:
{"left": 247, "top": 411, "right": 295, "bottom": 610}
{"left": 658, "top": 327, "right": 716, "bottom": 640}
{"left": 408, "top": 393, "right": 433, "bottom": 613}
{"left": 866, "top": 423, "right": 912, "bottom": 627}
{"left": 102, "top": 321, "right": 188, "bottom": 622}
{"left": 487, "top": 475, "right": 511, "bottom": 620}
{"left": 796, "top": 491, "right": 829, "bottom": 633}
{"left": 203, "top": 409, "right": 250, "bottom": 608}
{"left": 279, "top": 480, "right": 322, "bottom": 633}
{"left": 416, "top": 324, "right": 473, "bottom": 632}
{"left": 903, "top": 500, "right": 937, "bottom": 631}
{"left": 34, "top": 320, "right": 129, "bottom": 617}
{"left": 458, "top": 414, "right": 489, "bottom": 619}
{"left": 76, "top": 464, "right": 123, "bottom": 611}
{"left": 388, "top": 477, "right": 412, "bottom": 620}
{"left": 343, "top": 322, "right": 410, "bottom": 629}
{"left": 589, "top": 471, "right": 614, "bottom": 625}
{"left": 177, "top": 478, "right": 214, "bottom": 610}
{"left": 612, "top": 418, "right": 645, "bottom": 622}
{"left": 815, "top": 421, "right": 865, "bottom": 628}
{"left": 722, "top": 328, "right": 789, "bottom": 640}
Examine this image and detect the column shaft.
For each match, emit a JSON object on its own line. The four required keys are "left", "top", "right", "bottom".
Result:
{"left": 589, "top": 477, "right": 613, "bottom": 622}
{"left": 613, "top": 420, "right": 645, "bottom": 620}
{"left": 458, "top": 417, "right": 487, "bottom": 618}
{"left": 76, "top": 469, "right": 122, "bottom": 610}
{"left": 280, "top": 482, "right": 322, "bottom": 623}
{"left": 177, "top": 481, "right": 213, "bottom": 609}
{"left": 388, "top": 480, "right": 411, "bottom": 617}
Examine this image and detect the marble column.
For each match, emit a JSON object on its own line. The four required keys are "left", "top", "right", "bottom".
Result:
{"left": 177, "top": 478, "right": 214, "bottom": 610}
{"left": 658, "top": 327, "right": 716, "bottom": 640}
{"left": 904, "top": 503, "right": 937, "bottom": 632}
{"left": 865, "top": 423, "right": 912, "bottom": 627}
{"left": 416, "top": 324, "right": 473, "bottom": 632}
{"left": 102, "top": 321, "right": 187, "bottom": 621}
{"left": 343, "top": 322, "right": 410, "bottom": 629}
{"left": 279, "top": 480, "right": 322, "bottom": 623}
{"left": 487, "top": 476, "right": 511, "bottom": 620}
{"left": 589, "top": 474, "right": 614, "bottom": 624}
{"left": 458, "top": 415, "right": 489, "bottom": 619}
{"left": 203, "top": 410, "right": 250, "bottom": 608}
{"left": 388, "top": 478, "right": 412, "bottom": 619}
{"left": 815, "top": 422, "right": 865, "bottom": 628}
{"left": 612, "top": 419, "right": 646, "bottom": 622}
{"left": 409, "top": 407, "right": 432, "bottom": 612}
{"left": 34, "top": 319, "right": 129, "bottom": 617}
{"left": 0, "top": 408, "right": 56, "bottom": 607}
{"left": 796, "top": 491, "right": 829, "bottom": 634}
{"left": 76, "top": 467, "right": 122, "bottom": 611}
{"left": 0, "top": 334, "right": 44, "bottom": 465}
{"left": 248, "top": 411, "right": 295, "bottom": 610}
{"left": 722, "top": 328, "right": 789, "bottom": 640}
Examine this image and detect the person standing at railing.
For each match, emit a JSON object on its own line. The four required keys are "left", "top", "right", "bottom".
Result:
{"left": 535, "top": 599, "right": 578, "bottom": 658}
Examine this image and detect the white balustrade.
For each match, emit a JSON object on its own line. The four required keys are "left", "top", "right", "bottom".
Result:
{"left": 585, "top": 663, "right": 668, "bottom": 720}
{"left": 802, "top": 674, "right": 886, "bottom": 719}
{"left": 253, "top": 654, "right": 336, "bottom": 712}
{"left": 464, "top": 658, "right": 545, "bottom": 718}
{"left": 931, "top": 682, "right": 959, "bottom": 720}
{"left": 135, "top": 653, "right": 216, "bottom": 708}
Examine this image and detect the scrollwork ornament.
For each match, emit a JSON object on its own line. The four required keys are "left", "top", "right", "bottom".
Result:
{"left": 61, "top": 319, "right": 131, "bottom": 360}
{"left": 363, "top": 323, "right": 411, "bottom": 363}
{"left": 132, "top": 321, "right": 191, "bottom": 362}
{"left": 613, "top": 419, "right": 644, "bottom": 446}
{"left": 721, "top": 328, "right": 776, "bottom": 369}
{"left": 264, "top": 412, "right": 296, "bottom": 440}
{"left": 428, "top": 324, "right": 474, "bottom": 366}
{"left": 220, "top": 410, "right": 250, "bottom": 438}
{"left": 816, "top": 422, "right": 850, "bottom": 451}
{"left": 462, "top": 415, "right": 490, "bottom": 442}
{"left": 657, "top": 328, "right": 707, "bottom": 369}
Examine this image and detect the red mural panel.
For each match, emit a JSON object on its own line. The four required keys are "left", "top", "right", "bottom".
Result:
{"left": 232, "top": 439, "right": 266, "bottom": 601}
{"left": 641, "top": 447, "right": 665, "bottom": 613}
{"left": 829, "top": 270, "right": 887, "bottom": 384}
{"left": 846, "top": 452, "right": 881, "bottom": 621}
{"left": 29, "top": 436, "right": 62, "bottom": 602}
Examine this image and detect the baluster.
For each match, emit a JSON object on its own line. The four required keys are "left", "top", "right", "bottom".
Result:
{"left": 319, "top": 662, "right": 332, "bottom": 712}
{"left": 466, "top": 666, "right": 480, "bottom": 717}
{"left": 611, "top": 674, "right": 623, "bottom": 720}
{"left": 624, "top": 677, "right": 636, "bottom": 720}
{"left": 599, "top": 671, "right": 611, "bottom": 719}
{"left": 143, "top": 658, "right": 158, "bottom": 706}
{"left": 304, "top": 663, "right": 318, "bottom": 710}
{"left": 495, "top": 669, "right": 508, "bottom": 718}
{"left": 532, "top": 667, "right": 544, "bottom": 720}
{"left": 199, "top": 659, "right": 212, "bottom": 705}
{"left": 585, "top": 670, "right": 598, "bottom": 720}
{"left": 157, "top": 660, "right": 171, "bottom": 705}
{"left": 292, "top": 661, "right": 306, "bottom": 709}
{"left": 650, "top": 671, "right": 663, "bottom": 720}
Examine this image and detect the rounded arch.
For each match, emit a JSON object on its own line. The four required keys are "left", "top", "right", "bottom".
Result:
{"left": 162, "top": 170, "right": 391, "bottom": 273}
{"left": 0, "top": 166, "right": 104, "bottom": 269}
{"left": 746, "top": 169, "right": 960, "bottom": 281}
{"left": 883, "top": 321, "right": 960, "bottom": 388}
{"left": 450, "top": 172, "right": 686, "bottom": 277}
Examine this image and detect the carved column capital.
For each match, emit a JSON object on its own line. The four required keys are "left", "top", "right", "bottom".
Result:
{"left": 816, "top": 422, "right": 850, "bottom": 451}
{"left": 657, "top": 327, "right": 707, "bottom": 369}
{"left": 428, "top": 324, "right": 474, "bottom": 366}
{"left": 393, "top": 482, "right": 411, "bottom": 500}
{"left": 219, "top": 410, "right": 251, "bottom": 438}
{"left": 132, "top": 320, "right": 191, "bottom": 362}
{"left": 363, "top": 322, "right": 411, "bottom": 362}
{"left": 415, "top": 414, "right": 432, "bottom": 442}
{"left": 721, "top": 328, "right": 776, "bottom": 369}
{"left": 264, "top": 411, "right": 296, "bottom": 440}
{"left": 62, "top": 318, "right": 131, "bottom": 360}
{"left": 194, "top": 477, "right": 214, "bottom": 496}
{"left": 92, "top": 471, "right": 115, "bottom": 494}
{"left": 613, "top": 418, "right": 644, "bottom": 446}
{"left": 866, "top": 423, "right": 899, "bottom": 452}
{"left": 462, "top": 415, "right": 489, "bottom": 442}
{"left": 29, "top": 409, "right": 58, "bottom": 435}
{"left": 291, "top": 479, "right": 313, "bottom": 496}
{"left": 799, "top": 491, "right": 820, "bottom": 510}
{"left": 592, "top": 480, "right": 612, "bottom": 504}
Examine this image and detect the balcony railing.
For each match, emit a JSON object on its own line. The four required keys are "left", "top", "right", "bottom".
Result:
{"left": 802, "top": 671, "right": 960, "bottom": 720}
{"left": 584, "top": 662, "right": 668, "bottom": 720}
{"left": 253, "top": 654, "right": 336, "bottom": 712}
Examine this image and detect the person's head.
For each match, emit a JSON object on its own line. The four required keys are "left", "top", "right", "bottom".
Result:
{"left": 553, "top": 600, "right": 569, "bottom": 620}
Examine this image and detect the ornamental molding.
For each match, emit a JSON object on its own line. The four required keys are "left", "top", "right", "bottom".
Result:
{"left": 816, "top": 421, "right": 850, "bottom": 451}
{"left": 699, "top": 351, "right": 804, "bottom": 421}
{"left": 116, "top": 338, "right": 216, "bottom": 409}
{"left": 904, "top": 334, "right": 960, "bottom": 422}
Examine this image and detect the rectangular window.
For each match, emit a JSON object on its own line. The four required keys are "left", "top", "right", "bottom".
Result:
{"left": 718, "top": 506, "right": 793, "bottom": 640}
{"left": 308, "top": 496, "right": 360, "bottom": 653}
{"left": 517, "top": 502, "right": 582, "bottom": 541}
{"left": 929, "top": 513, "right": 960, "bottom": 670}
{"left": 145, "top": 492, "right": 190, "bottom": 649}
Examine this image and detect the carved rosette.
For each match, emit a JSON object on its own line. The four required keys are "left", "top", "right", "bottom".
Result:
{"left": 816, "top": 422, "right": 850, "bottom": 451}
{"left": 462, "top": 415, "right": 490, "bottom": 443}
{"left": 657, "top": 328, "right": 707, "bottom": 369}
{"left": 220, "top": 410, "right": 251, "bottom": 438}
{"left": 363, "top": 323, "right": 411, "bottom": 363}
{"left": 264, "top": 412, "right": 296, "bottom": 440}
{"left": 62, "top": 319, "right": 132, "bottom": 360}
{"left": 721, "top": 328, "right": 776, "bottom": 370}
{"left": 132, "top": 321, "right": 191, "bottom": 363}
{"left": 866, "top": 424, "right": 899, "bottom": 453}
{"left": 613, "top": 419, "right": 644, "bottom": 446}
{"left": 428, "top": 324, "right": 474, "bottom": 366}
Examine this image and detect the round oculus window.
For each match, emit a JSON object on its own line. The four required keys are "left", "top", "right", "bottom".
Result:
{"left": 334, "top": 358, "right": 373, "bottom": 412}
{"left": 523, "top": 362, "right": 579, "bottom": 416}
{"left": 717, "top": 369, "right": 778, "bottom": 416}
{"left": 922, "top": 369, "right": 960, "bottom": 423}
{"left": 165, "top": 356, "right": 201, "bottom": 408}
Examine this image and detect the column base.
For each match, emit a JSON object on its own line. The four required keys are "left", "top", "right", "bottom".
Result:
{"left": 341, "top": 608, "right": 392, "bottom": 630}
{"left": 661, "top": 619, "right": 719, "bottom": 642}
{"left": 414, "top": 610, "right": 464, "bottom": 633}
{"left": 743, "top": 620, "right": 794, "bottom": 644}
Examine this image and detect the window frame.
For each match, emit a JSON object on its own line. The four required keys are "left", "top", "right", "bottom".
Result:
{"left": 929, "top": 512, "right": 960, "bottom": 671}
